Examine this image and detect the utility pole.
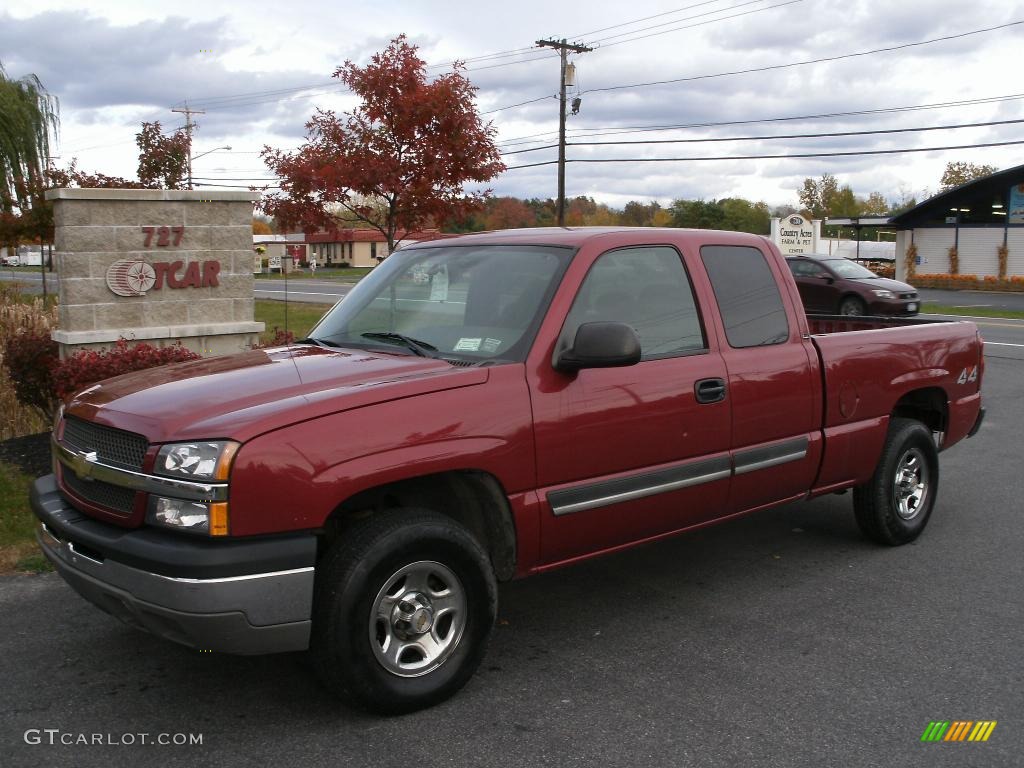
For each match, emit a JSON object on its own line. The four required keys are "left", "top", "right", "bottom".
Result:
{"left": 536, "top": 38, "right": 592, "bottom": 227}
{"left": 171, "top": 103, "right": 205, "bottom": 190}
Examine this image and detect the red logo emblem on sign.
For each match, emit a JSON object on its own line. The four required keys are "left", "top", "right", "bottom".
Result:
{"left": 106, "top": 259, "right": 220, "bottom": 297}
{"left": 107, "top": 260, "right": 157, "bottom": 296}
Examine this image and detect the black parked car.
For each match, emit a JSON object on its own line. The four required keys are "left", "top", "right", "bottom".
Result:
{"left": 785, "top": 254, "right": 919, "bottom": 316}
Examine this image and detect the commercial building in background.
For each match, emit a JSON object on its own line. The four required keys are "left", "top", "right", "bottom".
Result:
{"left": 888, "top": 163, "right": 1024, "bottom": 280}
{"left": 253, "top": 228, "right": 451, "bottom": 269}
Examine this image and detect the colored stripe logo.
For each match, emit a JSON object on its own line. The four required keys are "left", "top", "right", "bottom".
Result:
{"left": 921, "top": 721, "right": 997, "bottom": 742}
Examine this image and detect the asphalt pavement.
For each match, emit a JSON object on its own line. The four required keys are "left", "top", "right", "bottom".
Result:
{"left": 1, "top": 355, "right": 1021, "bottom": 767}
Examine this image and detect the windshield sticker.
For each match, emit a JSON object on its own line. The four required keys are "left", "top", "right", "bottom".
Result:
{"left": 429, "top": 266, "right": 449, "bottom": 301}
{"left": 454, "top": 337, "right": 482, "bottom": 352}
{"left": 481, "top": 338, "right": 502, "bottom": 353}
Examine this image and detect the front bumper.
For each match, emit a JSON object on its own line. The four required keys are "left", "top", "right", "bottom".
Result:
{"left": 868, "top": 298, "right": 919, "bottom": 316}
{"left": 31, "top": 475, "right": 317, "bottom": 655}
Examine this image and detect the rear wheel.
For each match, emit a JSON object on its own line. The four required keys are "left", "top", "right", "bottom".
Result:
{"left": 839, "top": 296, "right": 867, "bottom": 316}
{"left": 310, "top": 508, "right": 497, "bottom": 714}
{"left": 853, "top": 418, "right": 939, "bottom": 545}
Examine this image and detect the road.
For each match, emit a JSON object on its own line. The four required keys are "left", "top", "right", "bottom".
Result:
{"left": 1, "top": 358, "right": 1021, "bottom": 767}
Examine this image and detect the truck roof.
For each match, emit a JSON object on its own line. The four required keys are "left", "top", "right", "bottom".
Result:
{"left": 404, "top": 227, "right": 773, "bottom": 250}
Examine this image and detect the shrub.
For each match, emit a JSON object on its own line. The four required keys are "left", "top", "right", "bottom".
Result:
{"left": 51, "top": 339, "right": 200, "bottom": 400}
{"left": 253, "top": 326, "right": 295, "bottom": 349}
{"left": 1, "top": 329, "right": 60, "bottom": 422}
{"left": 948, "top": 246, "right": 959, "bottom": 275}
{"left": 0, "top": 286, "right": 60, "bottom": 437}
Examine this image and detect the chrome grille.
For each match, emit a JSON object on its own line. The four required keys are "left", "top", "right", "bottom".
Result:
{"left": 900, "top": 292, "right": 918, "bottom": 299}
{"left": 62, "top": 417, "right": 148, "bottom": 470}
{"left": 62, "top": 469, "right": 136, "bottom": 515}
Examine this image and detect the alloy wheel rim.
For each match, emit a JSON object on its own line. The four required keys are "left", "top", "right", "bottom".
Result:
{"left": 369, "top": 560, "right": 466, "bottom": 678}
{"left": 893, "top": 447, "right": 929, "bottom": 520}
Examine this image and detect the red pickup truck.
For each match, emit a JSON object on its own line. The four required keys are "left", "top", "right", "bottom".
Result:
{"left": 32, "top": 228, "right": 984, "bottom": 714}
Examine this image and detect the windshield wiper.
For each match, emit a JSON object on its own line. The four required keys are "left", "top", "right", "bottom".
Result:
{"left": 297, "top": 337, "right": 343, "bottom": 348}
{"left": 361, "top": 332, "right": 438, "bottom": 357}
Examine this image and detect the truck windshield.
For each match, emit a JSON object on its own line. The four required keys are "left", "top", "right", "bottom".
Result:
{"left": 307, "top": 244, "right": 573, "bottom": 363}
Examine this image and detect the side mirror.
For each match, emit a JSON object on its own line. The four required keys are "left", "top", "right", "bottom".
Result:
{"left": 820, "top": 275, "right": 834, "bottom": 284}
{"left": 554, "top": 321, "right": 642, "bottom": 373}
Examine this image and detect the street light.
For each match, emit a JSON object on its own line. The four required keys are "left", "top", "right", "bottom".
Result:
{"left": 187, "top": 145, "right": 232, "bottom": 189}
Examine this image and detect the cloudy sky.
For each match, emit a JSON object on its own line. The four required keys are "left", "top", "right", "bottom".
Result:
{"left": 2, "top": 0, "right": 1022, "bottom": 210}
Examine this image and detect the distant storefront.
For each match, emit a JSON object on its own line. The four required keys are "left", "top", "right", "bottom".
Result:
{"left": 889, "top": 163, "right": 1024, "bottom": 280}
{"left": 254, "top": 228, "right": 451, "bottom": 269}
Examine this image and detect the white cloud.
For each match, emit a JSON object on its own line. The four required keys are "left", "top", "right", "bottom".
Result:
{"left": 3, "top": 0, "right": 1022, "bottom": 207}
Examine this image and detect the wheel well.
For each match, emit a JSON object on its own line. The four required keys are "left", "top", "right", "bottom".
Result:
{"left": 839, "top": 293, "right": 865, "bottom": 307}
{"left": 320, "top": 471, "right": 517, "bottom": 581}
{"left": 892, "top": 387, "right": 947, "bottom": 434}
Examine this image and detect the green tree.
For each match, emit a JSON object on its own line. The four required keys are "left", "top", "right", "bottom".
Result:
{"left": 939, "top": 161, "right": 998, "bottom": 192}
{"left": 0, "top": 63, "right": 59, "bottom": 249}
{"left": 860, "top": 191, "right": 889, "bottom": 215}
{"left": 797, "top": 174, "right": 839, "bottom": 218}
{"left": 621, "top": 200, "right": 661, "bottom": 227}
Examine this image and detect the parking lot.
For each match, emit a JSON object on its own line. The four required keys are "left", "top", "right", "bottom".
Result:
{"left": 0, "top": 350, "right": 1019, "bottom": 767}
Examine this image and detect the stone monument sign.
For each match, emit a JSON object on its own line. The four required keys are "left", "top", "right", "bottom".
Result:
{"left": 45, "top": 188, "right": 264, "bottom": 357}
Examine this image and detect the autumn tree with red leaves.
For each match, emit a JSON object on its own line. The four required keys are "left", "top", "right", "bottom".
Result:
{"left": 136, "top": 121, "right": 189, "bottom": 189}
{"left": 260, "top": 35, "right": 505, "bottom": 253}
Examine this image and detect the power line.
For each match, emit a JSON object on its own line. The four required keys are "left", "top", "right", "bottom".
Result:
{"left": 482, "top": 94, "right": 556, "bottom": 115}
{"left": 568, "top": 117, "right": 1024, "bottom": 147}
{"left": 567, "top": 0, "right": 733, "bottom": 38}
{"left": 585, "top": 19, "right": 1024, "bottom": 94}
{"left": 500, "top": 143, "right": 560, "bottom": 156}
{"left": 591, "top": 0, "right": 802, "bottom": 48}
{"left": 512, "top": 138, "right": 1024, "bottom": 166}
{"left": 493, "top": 91, "right": 1024, "bottom": 148}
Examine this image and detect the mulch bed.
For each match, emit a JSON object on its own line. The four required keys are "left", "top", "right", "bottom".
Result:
{"left": 0, "top": 431, "right": 52, "bottom": 477}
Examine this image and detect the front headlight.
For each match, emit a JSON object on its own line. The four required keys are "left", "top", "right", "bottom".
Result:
{"left": 872, "top": 289, "right": 895, "bottom": 298}
{"left": 155, "top": 441, "right": 239, "bottom": 481}
{"left": 147, "top": 497, "right": 229, "bottom": 536}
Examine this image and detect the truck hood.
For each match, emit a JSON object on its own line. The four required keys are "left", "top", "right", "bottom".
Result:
{"left": 65, "top": 345, "right": 489, "bottom": 443}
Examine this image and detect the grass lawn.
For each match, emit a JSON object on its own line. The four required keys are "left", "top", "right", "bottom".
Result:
{"left": 0, "top": 462, "right": 49, "bottom": 574}
{"left": 922, "top": 303, "right": 1024, "bottom": 320}
{"left": 254, "top": 299, "right": 334, "bottom": 342}
{"left": 254, "top": 267, "right": 372, "bottom": 281}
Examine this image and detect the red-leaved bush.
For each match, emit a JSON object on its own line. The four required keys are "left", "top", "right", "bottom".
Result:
{"left": 1, "top": 329, "right": 61, "bottom": 421}
{"left": 253, "top": 326, "right": 295, "bottom": 348}
{"left": 51, "top": 339, "right": 200, "bottom": 399}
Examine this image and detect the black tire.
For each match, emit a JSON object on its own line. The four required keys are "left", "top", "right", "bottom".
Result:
{"left": 310, "top": 508, "right": 497, "bottom": 714}
{"left": 839, "top": 295, "right": 867, "bottom": 316}
{"left": 853, "top": 418, "right": 939, "bottom": 546}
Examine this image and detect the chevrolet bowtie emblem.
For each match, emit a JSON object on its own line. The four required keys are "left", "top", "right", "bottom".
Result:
{"left": 75, "top": 450, "right": 99, "bottom": 482}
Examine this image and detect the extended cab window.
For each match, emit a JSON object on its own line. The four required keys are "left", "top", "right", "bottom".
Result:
{"left": 700, "top": 245, "right": 790, "bottom": 348}
{"left": 561, "top": 246, "right": 706, "bottom": 360}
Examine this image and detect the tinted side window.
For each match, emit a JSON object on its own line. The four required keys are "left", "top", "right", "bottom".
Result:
{"left": 788, "top": 260, "right": 812, "bottom": 276}
{"left": 562, "top": 246, "right": 706, "bottom": 360}
{"left": 700, "top": 245, "right": 790, "bottom": 348}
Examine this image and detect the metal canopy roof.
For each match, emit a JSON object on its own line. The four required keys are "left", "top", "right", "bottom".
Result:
{"left": 889, "top": 162, "right": 1024, "bottom": 227}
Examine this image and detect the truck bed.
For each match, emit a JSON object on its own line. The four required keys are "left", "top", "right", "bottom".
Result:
{"left": 805, "top": 314, "right": 964, "bottom": 335}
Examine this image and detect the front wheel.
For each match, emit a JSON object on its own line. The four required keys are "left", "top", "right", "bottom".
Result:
{"left": 853, "top": 417, "right": 939, "bottom": 545}
{"left": 310, "top": 508, "right": 497, "bottom": 714}
{"left": 839, "top": 296, "right": 867, "bottom": 316}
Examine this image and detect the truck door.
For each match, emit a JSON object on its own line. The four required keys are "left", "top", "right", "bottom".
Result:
{"left": 699, "top": 244, "right": 822, "bottom": 513}
{"left": 529, "top": 244, "right": 732, "bottom": 565}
